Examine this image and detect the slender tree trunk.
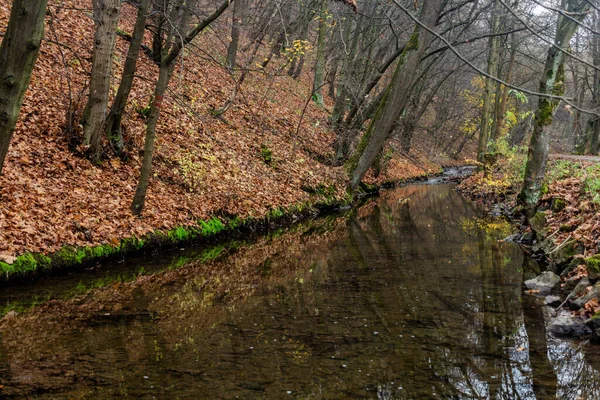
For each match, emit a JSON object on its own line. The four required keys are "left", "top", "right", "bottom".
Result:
{"left": 347, "top": 0, "right": 444, "bottom": 190}
{"left": 131, "top": 0, "right": 231, "bottom": 215}
{"left": 477, "top": 0, "right": 500, "bottom": 162}
{"left": 519, "top": 0, "right": 591, "bottom": 207}
{"left": 332, "top": 15, "right": 358, "bottom": 129}
{"left": 326, "top": 58, "right": 339, "bottom": 98}
{"left": 105, "top": 0, "right": 150, "bottom": 155}
{"left": 591, "top": 118, "right": 600, "bottom": 154}
{"left": 81, "top": 0, "right": 122, "bottom": 162}
{"left": 589, "top": 11, "right": 600, "bottom": 155}
{"left": 226, "top": 0, "right": 245, "bottom": 71}
{"left": 131, "top": 63, "right": 173, "bottom": 215}
{"left": 0, "top": 0, "right": 49, "bottom": 175}
{"left": 312, "top": 0, "right": 328, "bottom": 106}
{"left": 492, "top": 31, "right": 517, "bottom": 141}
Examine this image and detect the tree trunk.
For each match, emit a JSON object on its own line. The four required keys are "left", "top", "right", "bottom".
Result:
{"left": 131, "top": 63, "right": 173, "bottom": 215}
{"left": 348, "top": 0, "right": 444, "bottom": 190}
{"left": 492, "top": 31, "right": 517, "bottom": 142}
{"left": 332, "top": 15, "right": 357, "bottom": 130}
{"left": 312, "top": 0, "right": 328, "bottom": 106}
{"left": 226, "top": 0, "right": 245, "bottom": 71}
{"left": 519, "top": 0, "right": 591, "bottom": 207}
{"left": 344, "top": 44, "right": 407, "bottom": 127}
{"left": 477, "top": 0, "right": 500, "bottom": 162}
{"left": 591, "top": 118, "right": 600, "bottom": 155}
{"left": 0, "top": 0, "right": 49, "bottom": 175}
{"left": 81, "top": 0, "right": 122, "bottom": 162}
{"left": 131, "top": 0, "right": 231, "bottom": 215}
{"left": 105, "top": 0, "right": 150, "bottom": 155}
{"left": 589, "top": 11, "right": 600, "bottom": 155}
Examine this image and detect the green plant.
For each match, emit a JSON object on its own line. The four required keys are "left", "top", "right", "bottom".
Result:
{"left": 582, "top": 164, "right": 600, "bottom": 205}
{"left": 199, "top": 217, "right": 225, "bottom": 236}
{"left": 260, "top": 144, "right": 273, "bottom": 164}
{"left": 174, "top": 153, "right": 205, "bottom": 192}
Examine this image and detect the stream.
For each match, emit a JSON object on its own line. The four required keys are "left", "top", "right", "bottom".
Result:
{"left": 2, "top": 183, "right": 600, "bottom": 399}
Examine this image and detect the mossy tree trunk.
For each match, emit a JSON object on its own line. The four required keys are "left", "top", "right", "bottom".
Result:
{"left": 347, "top": 0, "right": 444, "bottom": 191}
{"left": 81, "top": 0, "right": 122, "bottom": 162}
{"left": 131, "top": 0, "right": 232, "bottom": 215}
{"left": 0, "top": 0, "right": 49, "bottom": 175}
{"left": 519, "top": 0, "right": 591, "bottom": 207}
{"left": 344, "top": 44, "right": 408, "bottom": 127}
{"left": 312, "top": 0, "right": 328, "bottom": 106}
{"left": 105, "top": 0, "right": 150, "bottom": 156}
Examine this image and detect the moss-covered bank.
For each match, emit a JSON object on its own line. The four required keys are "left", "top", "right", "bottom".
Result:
{"left": 0, "top": 165, "right": 461, "bottom": 284}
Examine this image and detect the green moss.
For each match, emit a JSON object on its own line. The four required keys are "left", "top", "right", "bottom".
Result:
{"left": 586, "top": 255, "right": 600, "bottom": 274}
{"left": 199, "top": 217, "right": 225, "bottom": 236}
{"left": 551, "top": 197, "right": 567, "bottom": 212}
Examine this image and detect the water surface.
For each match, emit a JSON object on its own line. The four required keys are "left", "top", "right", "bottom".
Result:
{"left": 2, "top": 183, "right": 600, "bottom": 399}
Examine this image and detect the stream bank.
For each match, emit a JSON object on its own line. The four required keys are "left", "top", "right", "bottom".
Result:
{"left": 457, "top": 158, "right": 600, "bottom": 342}
{"left": 0, "top": 166, "right": 473, "bottom": 285}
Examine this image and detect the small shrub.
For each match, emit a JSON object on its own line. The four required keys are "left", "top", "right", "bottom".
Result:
{"left": 260, "top": 144, "right": 273, "bottom": 165}
{"left": 174, "top": 153, "right": 205, "bottom": 192}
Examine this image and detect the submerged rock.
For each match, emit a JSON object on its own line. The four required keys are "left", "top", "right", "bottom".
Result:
{"left": 548, "top": 311, "right": 591, "bottom": 338}
{"left": 524, "top": 271, "right": 560, "bottom": 294}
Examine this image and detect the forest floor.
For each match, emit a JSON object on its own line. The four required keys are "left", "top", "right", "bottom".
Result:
{"left": 0, "top": 0, "right": 471, "bottom": 273}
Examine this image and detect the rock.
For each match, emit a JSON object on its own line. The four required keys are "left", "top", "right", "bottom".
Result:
{"left": 502, "top": 233, "right": 521, "bottom": 242}
{"left": 551, "top": 197, "right": 567, "bottom": 212}
{"left": 560, "top": 257, "right": 586, "bottom": 277}
{"left": 524, "top": 271, "right": 560, "bottom": 294}
{"left": 551, "top": 239, "right": 585, "bottom": 268}
{"left": 585, "top": 255, "right": 600, "bottom": 281}
{"left": 587, "top": 315, "right": 600, "bottom": 343}
{"left": 573, "top": 282, "right": 600, "bottom": 309}
{"left": 563, "top": 275, "right": 583, "bottom": 293}
{"left": 533, "top": 237, "right": 554, "bottom": 256}
{"left": 548, "top": 311, "right": 591, "bottom": 338}
{"left": 545, "top": 295, "right": 562, "bottom": 307}
{"left": 569, "top": 277, "right": 591, "bottom": 299}
{"left": 529, "top": 211, "right": 547, "bottom": 240}
{"left": 518, "top": 232, "right": 535, "bottom": 245}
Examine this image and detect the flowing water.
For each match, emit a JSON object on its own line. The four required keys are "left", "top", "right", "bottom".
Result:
{"left": 2, "top": 183, "right": 600, "bottom": 399}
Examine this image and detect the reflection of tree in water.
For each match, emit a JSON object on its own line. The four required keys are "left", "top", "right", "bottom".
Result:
{"left": 4, "top": 184, "right": 600, "bottom": 398}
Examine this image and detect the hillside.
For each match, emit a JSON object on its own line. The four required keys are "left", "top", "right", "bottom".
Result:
{"left": 0, "top": 0, "right": 468, "bottom": 261}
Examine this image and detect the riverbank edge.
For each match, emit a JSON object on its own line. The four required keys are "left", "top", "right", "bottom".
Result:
{"left": 457, "top": 178, "right": 600, "bottom": 341}
{"left": 1, "top": 168, "right": 455, "bottom": 284}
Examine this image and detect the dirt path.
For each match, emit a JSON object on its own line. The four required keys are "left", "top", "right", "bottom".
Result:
{"left": 549, "top": 154, "right": 600, "bottom": 162}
